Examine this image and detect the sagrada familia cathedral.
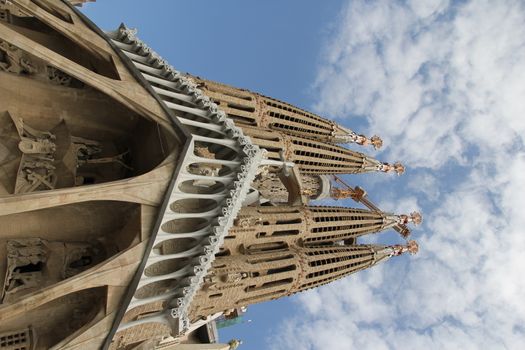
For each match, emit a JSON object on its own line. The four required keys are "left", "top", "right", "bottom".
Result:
{"left": 0, "top": 1, "right": 421, "bottom": 349}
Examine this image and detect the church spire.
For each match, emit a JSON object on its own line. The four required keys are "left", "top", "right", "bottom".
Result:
{"left": 297, "top": 241, "right": 419, "bottom": 292}
{"left": 223, "top": 206, "right": 421, "bottom": 253}
{"left": 192, "top": 77, "right": 384, "bottom": 148}
{"left": 238, "top": 125, "right": 403, "bottom": 175}
{"left": 188, "top": 240, "right": 420, "bottom": 319}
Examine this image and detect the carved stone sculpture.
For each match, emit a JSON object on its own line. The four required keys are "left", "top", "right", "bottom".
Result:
{"left": 2, "top": 238, "right": 48, "bottom": 303}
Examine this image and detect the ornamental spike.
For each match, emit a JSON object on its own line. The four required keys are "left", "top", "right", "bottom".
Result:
{"left": 389, "top": 240, "right": 419, "bottom": 256}
{"left": 394, "top": 211, "right": 423, "bottom": 226}
{"left": 370, "top": 135, "right": 383, "bottom": 149}
{"left": 378, "top": 161, "right": 405, "bottom": 175}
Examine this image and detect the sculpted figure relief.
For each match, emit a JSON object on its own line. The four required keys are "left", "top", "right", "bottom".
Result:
{"left": 192, "top": 143, "right": 222, "bottom": 187}
{"left": 2, "top": 238, "right": 48, "bottom": 302}
{"left": 0, "top": 40, "right": 35, "bottom": 75}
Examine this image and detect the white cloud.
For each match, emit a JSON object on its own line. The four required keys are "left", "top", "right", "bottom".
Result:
{"left": 407, "top": 171, "right": 440, "bottom": 201}
{"left": 314, "top": 0, "right": 525, "bottom": 169}
{"left": 274, "top": 1, "right": 525, "bottom": 349}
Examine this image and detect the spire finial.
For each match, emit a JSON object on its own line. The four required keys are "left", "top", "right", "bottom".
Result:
{"left": 356, "top": 134, "right": 383, "bottom": 149}
{"left": 397, "top": 211, "right": 422, "bottom": 226}
{"left": 407, "top": 240, "right": 419, "bottom": 254}
{"left": 370, "top": 135, "right": 383, "bottom": 149}
{"left": 389, "top": 240, "right": 419, "bottom": 256}
{"left": 410, "top": 211, "right": 422, "bottom": 225}
{"left": 378, "top": 161, "right": 405, "bottom": 175}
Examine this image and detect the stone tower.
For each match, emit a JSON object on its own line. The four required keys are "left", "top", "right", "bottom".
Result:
{"left": 0, "top": 1, "right": 422, "bottom": 349}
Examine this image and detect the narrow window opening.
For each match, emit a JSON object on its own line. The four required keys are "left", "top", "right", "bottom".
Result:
{"left": 267, "top": 265, "right": 296, "bottom": 275}
{"left": 248, "top": 254, "right": 294, "bottom": 264}
{"left": 215, "top": 248, "right": 230, "bottom": 257}
{"left": 227, "top": 103, "right": 255, "bottom": 113}
{"left": 245, "top": 278, "right": 293, "bottom": 292}
{"left": 247, "top": 242, "right": 288, "bottom": 253}
{"left": 275, "top": 218, "right": 302, "bottom": 225}
{"left": 272, "top": 229, "right": 300, "bottom": 237}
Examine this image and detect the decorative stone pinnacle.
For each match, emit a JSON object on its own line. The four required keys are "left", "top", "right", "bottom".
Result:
{"left": 390, "top": 240, "right": 419, "bottom": 256}
{"left": 407, "top": 240, "right": 419, "bottom": 254}
{"left": 398, "top": 211, "right": 422, "bottom": 226}
{"left": 370, "top": 135, "right": 383, "bottom": 149}
{"left": 356, "top": 134, "right": 383, "bottom": 149}
{"left": 379, "top": 161, "right": 405, "bottom": 175}
{"left": 410, "top": 211, "right": 422, "bottom": 225}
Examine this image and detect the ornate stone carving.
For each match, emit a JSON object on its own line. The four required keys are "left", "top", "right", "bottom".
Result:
{"left": 10, "top": 116, "right": 58, "bottom": 193}
{"left": 72, "top": 136, "right": 131, "bottom": 173}
{"left": 375, "top": 240, "right": 419, "bottom": 259}
{"left": 2, "top": 238, "right": 48, "bottom": 302}
{"left": 192, "top": 143, "right": 222, "bottom": 187}
{"left": 234, "top": 217, "right": 262, "bottom": 228}
{"left": 301, "top": 188, "right": 315, "bottom": 196}
{"left": 203, "top": 271, "right": 248, "bottom": 291}
{"left": 381, "top": 212, "right": 422, "bottom": 234}
{"left": 0, "top": 40, "right": 82, "bottom": 87}
{"left": 362, "top": 156, "right": 405, "bottom": 175}
{"left": 0, "top": 40, "right": 35, "bottom": 75}
{"left": 47, "top": 66, "right": 73, "bottom": 86}
{"left": 399, "top": 211, "right": 423, "bottom": 225}
{"left": 378, "top": 161, "right": 405, "bottom": 175}
{"left": 63, "top": 241, "right": 104, "bottom": 278}
{"left": 255, "top": 164, "right": 270, "bottom": 178}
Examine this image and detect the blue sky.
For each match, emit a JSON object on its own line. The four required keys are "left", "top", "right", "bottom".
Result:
{"left": 83, "top": 1, "right": 525, "bottom": 349}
